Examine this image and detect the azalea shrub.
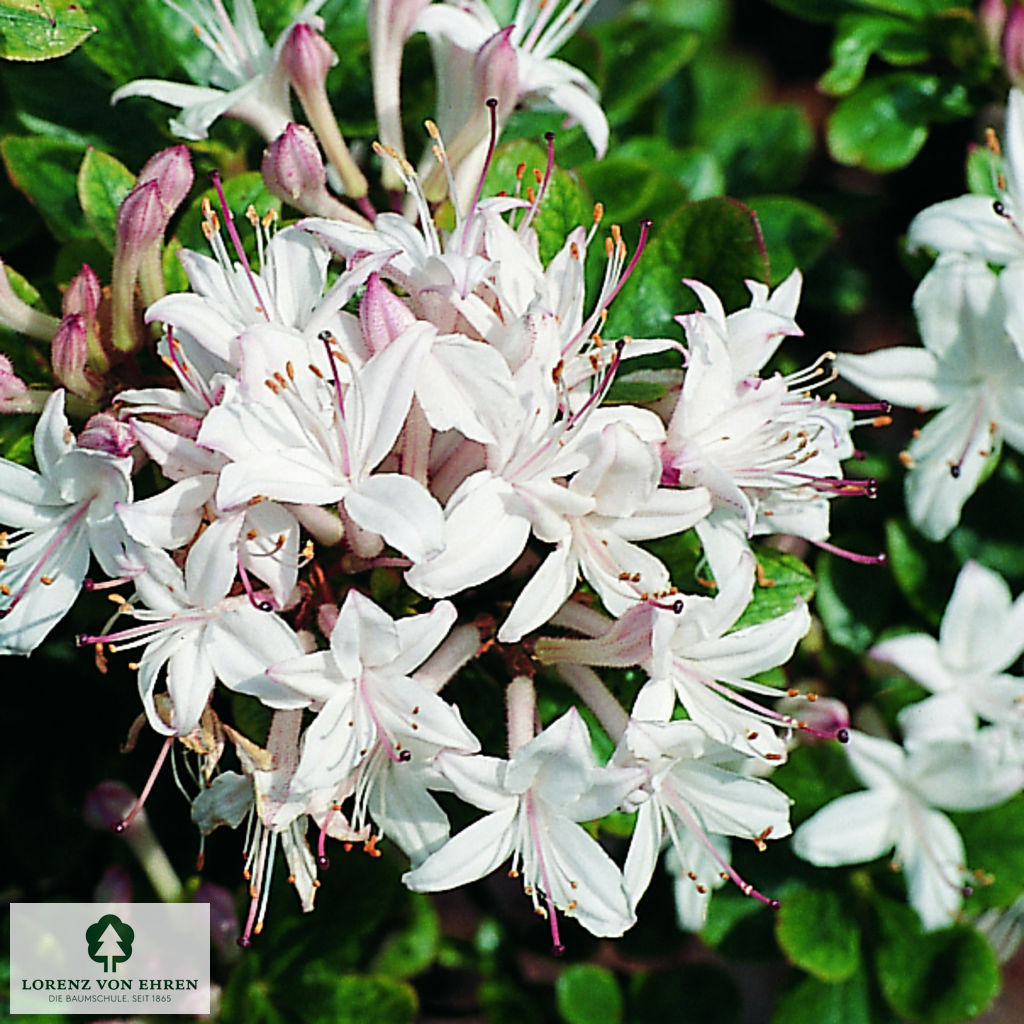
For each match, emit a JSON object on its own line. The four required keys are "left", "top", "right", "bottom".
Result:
{"left": 3, "top": 0, "right": 1024, "bottom": 1022}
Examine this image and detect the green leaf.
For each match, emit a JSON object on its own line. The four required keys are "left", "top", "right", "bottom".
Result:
{"left": 0, "top": 0, "right": 94, "bottom": 62}
{"left": 770, "top": 742, "right": 860, "bottom": 825}
{"left": 815, "top": 551, "right": 893, "bottom": 654}
{"left": 771, "top": 970, "right": 879, "bottom": 1024}
{"left": 966, "top": 144, "right": 1003, "bottom": 199}
{"left": 827, "top": 73, "right": 971, "bottom": 173}
{"left": 709, "top": 105, "right": 814, "bottom": 195}
{"left": 745, "top": 196, "right": 837, "bottom": 283}
{"left": 76, "top": 147, "right": 134, "bottom": 252}
{"left": 731, "top": 548, "right": 816, "bottom": 632}
{"left": 372, "top": 894, "right": 441, "bottom": 979}
{"left": 775, "top": 887, "right": 861, "bottom": 982}
{"left": 884, "top": 518, "right": 952, "bottom": 627}
{"left": 819, "top": 14, "right": 930, "bottom": 96}
{"left": 604, "top": 197, "right": 768, "bottom": 339}
{"left": 874, "top": 901, "right": 1000, "bottom": 1024}
{"left": 604, "top": 374, "right": 669, "bottom": 405}
{"left": 315, "top": 975, "right": 417, "bottom": 1024}
{"left": 585, "top": 17, "right": 699, "bottom": 125}
{"left": 630, "top": 964, "right": 741, "bottom": 1024}
{"left": 953, "top": 793, "right": 1024, "bottom": 909}
{"left": 1, "top": 135, "right": 89, "bottom": 240}
{"left": 555, "top": 964, "right": 623, "bottom": 1024}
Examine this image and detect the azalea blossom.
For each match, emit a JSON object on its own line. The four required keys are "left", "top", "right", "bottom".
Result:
{"left": 907, "top": 88, "right": 1024, "bottom": 266}
{"left": 836, "top": 254, "right": 1024, "bottom": 540}
{"left": 266, "top": 590, "right": 480, "bottom": 864}
{"left": 404, "top": 689, "right": 641, "bottom": 943}
{"left": 112, "top": 0, "right": 327, "bottom": 142}
{"left": 792, "top": 725, "right": 1024, "bottom": 931}
{"left": 0, "top": 390, "right": 134, "bottom": 655}
{"left": 871, "top": 560, "right": 1024, "bottom": 736}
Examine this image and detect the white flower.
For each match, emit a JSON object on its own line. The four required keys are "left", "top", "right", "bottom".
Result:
{"left": 83, "top": 538, "right": 309, "bottom": 737}
{"left": 112, "top": 0, "right": 326, "bottom": 141}
{"left": 266, "top": 590, "right": 480, "bottom": 864}
{"left": 872, "top": 561, "right": 1024, "bottom": 736}
{"left": 403, "top": 707, "right": 641, "bottom": 941}
{"left": 617, "top": 718, "right": 791, "bottom": 916}
{"left": 792, "top": 727, "right": 1024, "bottom": 931}
{"left": 836, "top": 254, "right": 1024, "bottom": 540}
{"left": 908, "top": 88, "right": 1024, "bottom": 266}
{"left": 0, "top": 391, "right": 134, "bottom": 655}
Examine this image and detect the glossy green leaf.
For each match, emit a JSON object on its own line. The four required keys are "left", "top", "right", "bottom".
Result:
{"left": 76, "top": 147, "right": 134, "bottom": 251}
{"left": 372, "top": 894, "right": 441, "bottom": 979}
{"left": 819, "top": 14, "right": 930, "bottom": 96}
{"left": 776, "top": 887, "right": 861, "bottom": 981}
{"left": 730, "top": 548, "right": 816, "bottom": 632}
{"left": 953, "top": 793, "right": 1024, "bottom": 909}
{"left": 815, "top": 551, "right": 893, "bottom": 654}
{"left": 746, "top": 196, "right": 837, "bottom": 282}
{"left": 874, "top": 900, "right": 1000, "bottom": 1024}
{"left": 884, "top": 518, "right": 952, "bottom": 627}
{"left": 771, "top": 969, "right": 880, "bottom": 1024}
{"left": 555, "top": 964, "right": 623, "bottom": 1024}
{"left": 604, "top": 197, "right": 768, "bottom": 339}
{"left": 709, "top": 105, "right": 814, "bottom": 195}
{"left": 0, "top": 0, "right": 94, "bottom": 62}
{"left": 1, "top": 135, "right": 89, "bottom": 240}
{"left": 827, "top": 73, "right": 971, "bottom": 173}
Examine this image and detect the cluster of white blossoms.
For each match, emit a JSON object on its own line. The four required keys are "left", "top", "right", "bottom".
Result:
{"left": 5, "top": 0, "right": 1018, "bottom": 952}
{"left": 837, "top": 87, "right": 1024, "bottom": 542}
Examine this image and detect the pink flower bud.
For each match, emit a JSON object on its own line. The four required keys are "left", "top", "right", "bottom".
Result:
{"left": 0, "top": 352, "right": 27, "bottom": 403}
{"left": 980, "top": 0, "right": 1008, "bottom": 55}
{"left": 83, "top": 781, "right": 140, "bottom": 831}
{"left": 79, "top": 412, "right": 134, "bottom": 457}
{"left": 52, "top": 313, "right": 104, "bottom": 402}
{"left": 116, "top": 179, "right": 165, "bottom": 255}
{"left": 281, "top": 22, "right": 337, "bottom": 97}
{"left": 1005, "top": 2, "right": 1024, "bottom": 86}
{"left": 262, "top": 123, "right": 328, "bottom": 204}
{"left": 137, "top": 144, "right": 194, "bottom": 219}
{"left": 62, "top": 264, "right": 101, "bottom": 320}
{"left": 359, "top": 273, "right": 416, "bottom": 353}
{"left": 476, "top": 26, "right": 520, "bottom": 109}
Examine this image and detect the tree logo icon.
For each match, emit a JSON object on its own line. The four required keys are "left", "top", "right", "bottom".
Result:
{"left": 85, "top": 914, "right": 135, "bottom": 973}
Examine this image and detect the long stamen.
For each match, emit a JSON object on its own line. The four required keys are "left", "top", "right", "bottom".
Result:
{"left": 811, "top": 538, "right": 887, "bottom": 565}
{"left": 210, "top": 171, "right": 270, "bottom": 322}
{"left": 115, "top": 736, "right": 175, "bottom": 833}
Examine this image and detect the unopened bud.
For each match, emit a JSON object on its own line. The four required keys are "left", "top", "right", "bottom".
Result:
{"left": 62, "top": 264, "right": 101, "bottom": 320}
{"left": 1006, "top": 2, "right": 1024, "bottom": 86}
{"left": 116, "top": 179, "right": 165, "bottom": 254}
{"left": 52, "top": 314, "right": 104, "bottom": 402}
{"left": 0, "top": 352, "right": 28, "bottom": 403}
{"left": 282, "top": 22, "right": 337, "bottom": 96}
{"left": 262, "top": 123, "right": 329, "bottom": 206}
{"left": 137, "top": 144, "right": 194, "bottom": 219}
{"left": 980, "top": 0, "right": 1008, "bottom": 55}
{"left": 359, "top": 273, "right": 415, "bottom": 353}
{"left": 79, "top": 412, "right": 134, "bottom": 457}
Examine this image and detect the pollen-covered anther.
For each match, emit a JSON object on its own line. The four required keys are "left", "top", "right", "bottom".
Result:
{"left": 899, "top": 450, "right": 915, "bottom": 468}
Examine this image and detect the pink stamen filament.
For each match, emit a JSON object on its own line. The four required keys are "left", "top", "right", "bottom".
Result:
{"left": 210, "top": 171, "right": 271, "bottom": 322}
{"left": 464, "top": 98, "right": 502, "bottom": 245}
{"left": 811, "top": 538, "right": 887, "bottom": 565}
{"left": 0, "top": 501, "right": 90, "bottom": 618}
{"left": 236, "top": 557, "right": 274, "bottom": 611}
{"left": 357, "top": 676, "right": 409, "bottom": 764}
{"left": 781, "top": 472, "right": 878, "bottom": 498}
{"left": 115, "top": 736, "right": 174, "bottom": 833}
{"left": 524, "top": 794, "right": 565, "bottom": 955}
{"left": 660, "top": 784, "right": 779, "bottom": 909}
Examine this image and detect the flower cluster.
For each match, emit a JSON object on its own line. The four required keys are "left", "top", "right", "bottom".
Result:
{"left": 6, "top": 0, "right": 1006, "bottom": 957}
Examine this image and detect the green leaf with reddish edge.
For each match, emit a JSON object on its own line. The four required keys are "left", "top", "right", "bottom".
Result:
{"left": 0, "top": 0, "right": 94, "bottom": 62}
{"left": 603, "top": 198, "right": 769, "bottom": 340}
{"left": 77, "top": 147, "right": 135, "bottom": 252}
{"left": 776, "top": 887, "right": 861, "bottom": 982}
{"left": 1, "top": 135, "right": 89, "bottom": 241}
